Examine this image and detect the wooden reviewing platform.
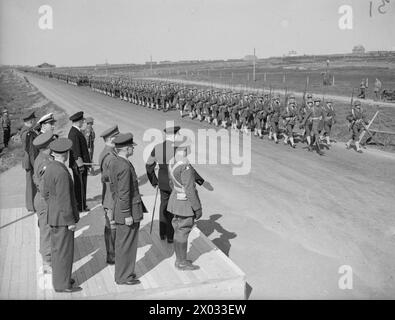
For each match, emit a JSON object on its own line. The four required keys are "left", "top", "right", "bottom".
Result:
{"left": 0, "top": 197, "right": 246, "bottom": 300}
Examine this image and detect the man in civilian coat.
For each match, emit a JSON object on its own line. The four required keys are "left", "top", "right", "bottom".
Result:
{"left": 67, "top": 111, "right": 91, "bottom": 212}
{"left": 43, "top": 138, "right": 82, "bottom": 293}
{"left": 145, "top": 126, "right": 205, "bottom": 243}
{"left": 109, "top": 133, "right": 146, "bottom": 285}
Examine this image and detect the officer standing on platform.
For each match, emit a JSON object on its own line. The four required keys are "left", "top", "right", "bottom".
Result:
{"left": 37, "top": 113, "right": 56, "bottom": 134}
{"left": 98, "top": 125, "right": 120, "bottom": 265}
{"left": 21, "top": 110, "right": 39, "bottom": 213}
{"left": 43, "top": 138, "right": 82, "bottom": 293}
{"left": 33, "top": 131, "right": 57, "bottom": 273}
{"left": 167, "top": 140, "right": 202, "bottom": 271}
{"left": 82, "top": 117, "right": 96, "bottom": 173}
{"left": 109, "top": 133, "right": 146, "bottom": 285}
{"left": 145, "top": 126, "right": 205, "bottom": 243}
{"left": 68, "top": 111, "right": 91, "bottom": 212}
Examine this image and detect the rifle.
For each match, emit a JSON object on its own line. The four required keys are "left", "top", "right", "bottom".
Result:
{"left": 358, "top": 111, "right": 379, "bottom": 144}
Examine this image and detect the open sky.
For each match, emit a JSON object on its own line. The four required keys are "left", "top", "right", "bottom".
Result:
{"left": 0, "top": 0, "right": 394, "bottom": 66}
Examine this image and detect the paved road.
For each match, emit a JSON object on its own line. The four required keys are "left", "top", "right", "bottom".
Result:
{"left": 23, "top": 74, "right": 395, "bottom": 299}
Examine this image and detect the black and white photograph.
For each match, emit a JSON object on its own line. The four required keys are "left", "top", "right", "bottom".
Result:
{"left": 0, "top": 0, "right": 395, "bottom": 304}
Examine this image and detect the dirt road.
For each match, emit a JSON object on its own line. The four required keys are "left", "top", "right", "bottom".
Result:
{"left": 23, "top": 73, "right": 395, "bottom": 299}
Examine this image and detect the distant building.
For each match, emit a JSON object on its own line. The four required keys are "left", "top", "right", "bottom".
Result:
{"left": 244, "top": 55, "right": 257, "bottom": 62}
{"left": 352, "top": 45, "right": 365, "bottom": 54}
{"left": 145, "top": 61, "right": 157, "bottom": 65}
{"left": 37, "top": 62, "right": 55, "bottom": 68}
{"left": 287, "top": 50, "right": 297, "bottom": 57}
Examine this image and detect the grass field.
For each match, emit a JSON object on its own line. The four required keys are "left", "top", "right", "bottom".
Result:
{"left": 0, "top": 68, "right": 68, "bottom": 173}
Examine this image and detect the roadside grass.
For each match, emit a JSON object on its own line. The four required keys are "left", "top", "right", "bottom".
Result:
{"left": 0, "top": 68, "right": 68, "bottom": 173}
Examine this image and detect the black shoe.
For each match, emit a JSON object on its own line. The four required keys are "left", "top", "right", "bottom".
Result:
{"left": 116, "top": 279, "right": 140, "bottom": 286}
{"left": 167, "top": 238, "right": 174, "bottom": 244}
{"left": 55, "top": 287, "right": 82, "bottom": 293}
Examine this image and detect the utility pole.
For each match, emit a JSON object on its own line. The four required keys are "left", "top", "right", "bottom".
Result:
{"left": 253, "top": 48, "right": 256, "bottom": 81}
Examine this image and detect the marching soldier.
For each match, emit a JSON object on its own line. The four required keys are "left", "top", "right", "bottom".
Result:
{"left": 146, "top": 126, "right": 205, "bottom": 243}
{"left": 358, "top": 78, "right": 366, "bottom": 99}
{"left": 43, "top": 138, "right": 81, "bottom": 293}
{"left": 303, "top": 97, "right": 326, "bottom": 155}
{"left": 167, "top": 141, "right": 202, "bottom": 271}
{"left": 33, "top": 131, "right": 57, "bottom": 273}
{"left": 281, "top": 97, "right": 297, "bottom": 148}
{"left": 268, "top": 94, "right": 281, "bottom": 143}
{"left": 68, "top": 111, "right": 91, "bottom": 212}
{"left": 21, "top": 110, "right": 39, "bottom": 213}
{"left": 98, "top": 125, "right": 120, "bottom": 265}
{"left": 37, "top": 113, "right": 56, "bottom": 134}
{"left": 346, "top": 100, "right": 369, "bottom": 153}
{"left": 109, "top": 133, "right": 146, "bottom": 285}
{"left": 321, "top": 99, "right": 336, "bottom": 145}
{"left": 374, "top": 78, "right": 382, "bottom": 101}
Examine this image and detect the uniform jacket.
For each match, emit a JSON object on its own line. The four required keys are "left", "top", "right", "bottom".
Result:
{"left": 33, "top": 152, "right": 53, "bottom": 193}
{"left": 21, "top": 126, "right": 38, "bottom": 171}
{"left": 167, "top": 160, "right": 202, "bottom": 217}
{"left": 346, "top": 108, "right": 368, "bottom": 129}
{"left": 0, "top": 116, "right": 4, "bottom": 149}
{"left": 43, "top": 160, "right": 79, "bottom": 227}
{"left": 109, "top": 155, "right": 146, "bottom": 224}
{"left": 68, "top": 126, "right": 91, "bottom": 169}
{"left": 98, "top": 145, "right": 117, "bottom": 209}
{"left": 82, "top": 127, "right": 95, "bottom": 151}
{"left": 146, "top": 140, "right": 204, "bottom": 192}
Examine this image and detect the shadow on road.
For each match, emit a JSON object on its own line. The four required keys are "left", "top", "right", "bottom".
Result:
{"left": 195, "top": 214, "right": 237, "bottom": 256}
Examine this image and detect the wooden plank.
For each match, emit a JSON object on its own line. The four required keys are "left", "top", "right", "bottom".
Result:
{"left": 34, "top": 214, "right": 45, "bottom": 300}
{"left": 70, "top": 238, "right": 88, "bottom": 299}
{"left": 19, "top": 210, "right": 30, "bottom": 299}
{"left": 0, "top": 209, "right": 13, "bottom": 298}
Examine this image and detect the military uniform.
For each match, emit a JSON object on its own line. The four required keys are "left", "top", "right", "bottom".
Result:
{"left": 110, "top": 133, "right": 145, "bottom": 285}
{"left": 82, "top": 117, "right": 95, "bottom": 163}
{"left": 346, "top": 100, "right": 368, "bottom": 153}
{"left": 33, "top": 131, "right": 56, "bottom": 269}
{"left": 43, "top": 138, "right": 80, "bottom": 292}
{"left": 98, "top": 125, "right": 120, "bottom": 264}
{"left": 68, "top": 111, "right": 91, "bottom": 211}
{"left": 167, "top": 144, "right": 202, "bottom": 271}
{"left": 145, "top": 126, "right": 204, "bottom": 242}
{"left": 21, "top": 110, "right": 39, "bottom": 212}
{"left": 322, "top": 100, "right": 336, "bottom": 145}
{"left": 2, "top": 109, "right": 11, "bottom": 147}
{"left": 303, "top": 98, "right": 326, "bottom": 154}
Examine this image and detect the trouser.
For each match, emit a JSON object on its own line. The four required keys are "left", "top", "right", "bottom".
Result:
{"left": 172, "top": 215, "right": 194, "bottom": 263}
{"left": 34, "top": 193, "right": 51, "bottom": 264}
{"left": 159, "top": 190, "right": 174, "bottom": 240}
{"left": 50, "top": 226, "right": 74, "bottom": 291}
{"left": 3, "top": 128, "right": 10, "bottom": 147}
{"left": 25, "top": 170, "right": 37, "bottom": 212}
{"left": 104, "top": 207, "right": 116, "bottom": 262}
{"left": 115, "top": 222, "right": 140, "bottom": 284}
{"left": 72, "top": 168, "right": 87, "bottom": 211}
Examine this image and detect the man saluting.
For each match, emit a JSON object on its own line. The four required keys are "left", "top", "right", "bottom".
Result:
{"left": 43, "top": 138, "right": 82, "bottom": 293}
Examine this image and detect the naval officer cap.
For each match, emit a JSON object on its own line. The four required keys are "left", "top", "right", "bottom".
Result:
{"left": 100, "top": 125, "right": 119, "bottom": 139}
{"left": 38, "top": 112, "right": 56, "bottom": 125}
{"left": 49, "top": 138, "right": 73, "bottom": 153}
{"left": 163, "top": 126, "right": 181, "bottom": 134}
{"left": 113, "top": 132, "right": 137, "bottom": 147}
{"left": 22, "top": 110, "right": 36, "bottom": 121}
{"left": 69, "top": 111, "right": 84, "bottom": 122}
{"left": 33, "top": 131, "right": 56, "bottom": 149}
